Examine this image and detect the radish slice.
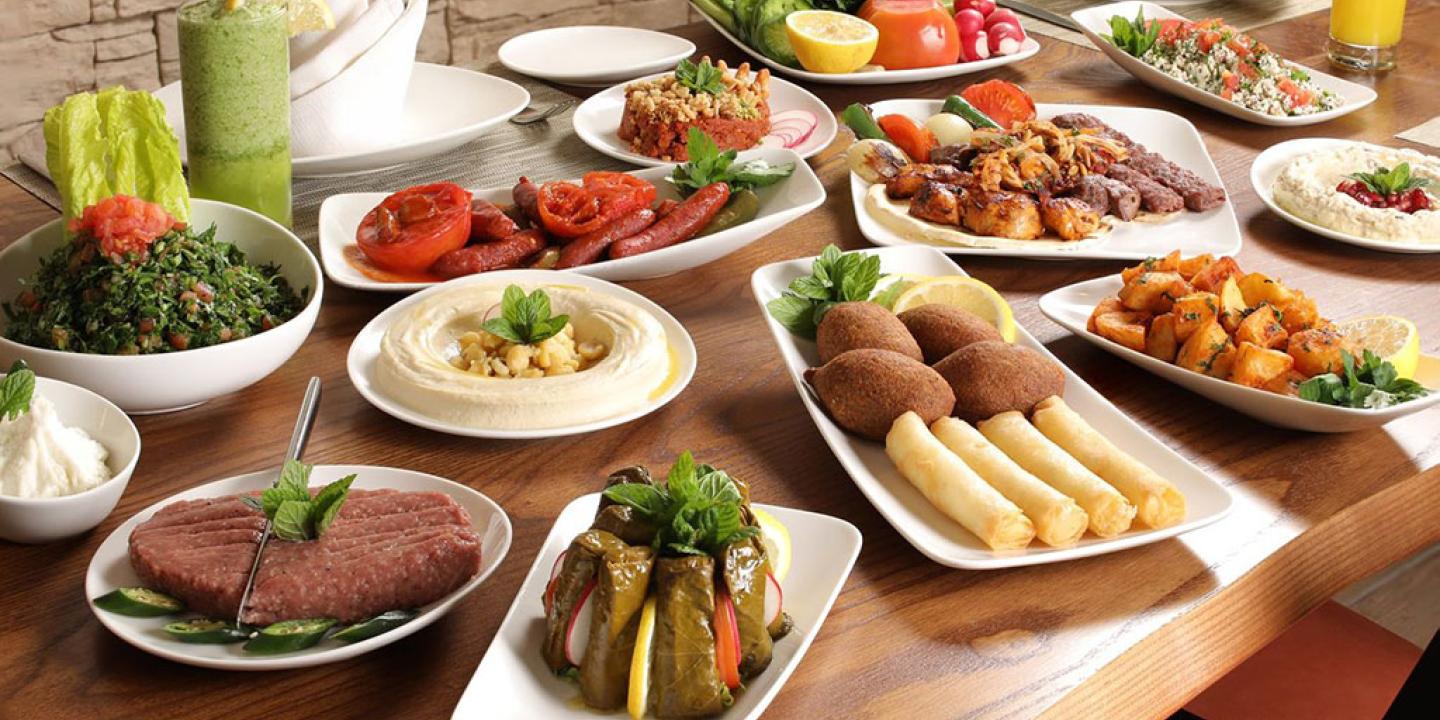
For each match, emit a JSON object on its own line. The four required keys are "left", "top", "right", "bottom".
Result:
{"left": 564, "top": 578, "right": 598, "bottom": 667}
{"left": 766, "top": 110, "right": 818, "bottom": 149}
{"left": 764, "top": 571, "right": 783, "bottom": 626}
{"left": 543, "top": 550, "right": 568, "bottom": 615}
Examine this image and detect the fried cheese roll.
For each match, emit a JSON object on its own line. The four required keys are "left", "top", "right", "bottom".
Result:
{"left": 1030, "top": 396, "right": 1186, "bottom": 529}
{"left": 977, "top": 411, "right": 1136, "bottom": 538}
{"left": 930, "top": 417, "right": 1089, "bottom": 548}
{"left": 885, "top": 412, "right": 1035, "bottom": 551}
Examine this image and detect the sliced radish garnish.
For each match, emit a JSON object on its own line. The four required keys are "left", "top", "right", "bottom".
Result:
{"left": 764, "top": 571, "right": 783, "bottom": 627}
{"left": 564, "top": 578, "right": 598, "bottom": 667}
{"left": 543, "top": 550, "right": 569, "bottom": 615}
{"left": 767, "top": 110, "right": 818, "bottom": 149}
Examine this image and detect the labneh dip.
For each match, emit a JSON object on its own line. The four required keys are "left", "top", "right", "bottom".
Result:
{"left": 1272, "top": 145, "right": 1440, "bottom": 243}
{"left": 0, "top": 393, "right": 111, "bottom": 498}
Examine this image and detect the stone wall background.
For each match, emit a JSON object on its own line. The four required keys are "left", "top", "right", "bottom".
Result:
{"left": 0, "top": 0, "right": 699, "bottom": 166}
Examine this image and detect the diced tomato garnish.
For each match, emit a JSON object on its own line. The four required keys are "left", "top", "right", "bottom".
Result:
{"left": 1276, "top": 78, "right": 1314, "bottom": 108}
{"left": 959, "top": 79, "right": 1037, "bottom": 130}
{"left": 1220, "top": 71, "right": 1239, "bottom": 100}
{"left": 1239, "top": 61, "right": 1259, "bottom": 80}
{"left": 68, "top": 195, "right": 182, "bottom": 262}
{"left": 1227, "top": 37, "right": 1250, "bottom": 57}
{"left": 1197, "top": 31, "right": 1222, "bottom": 53}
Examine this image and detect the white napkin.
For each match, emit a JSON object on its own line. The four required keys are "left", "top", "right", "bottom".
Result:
{"left": 290, "top": 0, "right": 404, "bottom": 99}
{"left": 289, "top": 0, "right": 426, "bottom": 157}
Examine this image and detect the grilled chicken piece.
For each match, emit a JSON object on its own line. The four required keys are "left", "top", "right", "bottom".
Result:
{"left": 886, "top": 164, "right": 973, "bottom": 199}
{"left": 1039, "top": 197, "right": 1103, "bottom": 241}
{"left": 908, "top": 182, "right": 964, "bottom": 226}
{"left": 962, "top": 190, "right": 1042, "bottom": 240}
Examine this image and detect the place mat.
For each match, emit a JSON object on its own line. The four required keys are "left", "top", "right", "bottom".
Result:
{"left": 1397, "top": 116, "right": 1440, "bottom": 150}
{"left": 1, "top": 63, "right": 623, "bottom": 248}
{"left": 1020, "top": 0, "right": 1332, "bottom": 48}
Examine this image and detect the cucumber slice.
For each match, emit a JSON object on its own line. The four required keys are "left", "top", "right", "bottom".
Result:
{"left": 163, "top": 619, "right": 249, "bottom": 644}
{"left": 332, "top": 609, "right": 419, "bottom": 644}
{"left": 242, "top": 618, "right": 337, "bottom": 655}
{"left": 92, "top": 587, "right": 184, "bottom": 617}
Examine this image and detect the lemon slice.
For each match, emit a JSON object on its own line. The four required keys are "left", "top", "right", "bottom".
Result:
{"left": 891, "top": 276, "right": 1017, "bottom": 343}
{"left": 752, "top": 507, "right": 792, "bottom": 583}
{"left": 627, "top": 597, "right": 658, "bottom": 720}
{"left": 1335, "top": 315, "right": 1420, "bottom": 379}
{"left": 785, "top": 10, "right": 879, "bottom": 74}
{"left": 288, "top": 0, "right": 335, "bottom": 35}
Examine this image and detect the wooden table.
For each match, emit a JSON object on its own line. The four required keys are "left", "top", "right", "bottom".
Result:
{"left": 3, "top": 5, "right": 1438, "bottom": 719}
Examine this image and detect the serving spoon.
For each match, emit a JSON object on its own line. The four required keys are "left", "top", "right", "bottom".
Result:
{"left": 234, "top": 376, "right": 323, "bottom": 627}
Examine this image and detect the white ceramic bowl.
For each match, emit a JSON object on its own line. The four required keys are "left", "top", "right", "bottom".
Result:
{"left": 0, "top": 199, "right": 323, "bottom": 414}
{"left": 0, "top": 376, "right": 141, "bottom": 543}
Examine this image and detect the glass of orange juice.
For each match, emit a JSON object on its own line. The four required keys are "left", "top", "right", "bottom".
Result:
{"left": 1328, "top": 0, "right": 1407, "bottom": 71}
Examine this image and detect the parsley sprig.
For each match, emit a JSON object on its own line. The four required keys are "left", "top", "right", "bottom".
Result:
{"left": 0, "top": 360, "right": 36, "bottom": 421}
{"left": 1346, "top": 163, "right": 1430, "bottom": 196}
{"left": 481, "top": 285, "right": 569, "bottom": 345}
{"left": 239, "top": 460, "right": 355, "bottom": 542}
{"left": 602, "top": 452, "right": 759, "bottom": 557}
{"left": 675, "top": 58, "right": 725, "bottom": 95}
{"left": 766, "top": 244, "right": 883, "bottom": 339}
{"left": 670, "top": 128, "right": 794, "bottom": 197}
{"left": 1298, "top": 349, "right": 1429, "bottom": 409}
{"left": 1104, "top": 9, "right": 1160, "bottom": 58}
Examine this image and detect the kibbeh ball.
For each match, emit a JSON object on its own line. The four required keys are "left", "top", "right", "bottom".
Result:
{"left": 933, "top": 341, "right": 1064, "bottom": 422}
{"left": 898, "top": 304, "right": 1003, "bottom": 364}
{"left": 805, "top": 348, "right": 955, "bottom": 440}
{"left": 816, "top": 302, "right": 923, "bottom": 364}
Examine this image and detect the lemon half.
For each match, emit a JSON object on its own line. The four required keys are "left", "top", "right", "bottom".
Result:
{"left": 891, "top": 276, "right": 1017, "bottom": 343}
{"left": 785, "top": 10, "right": 878, "bottom": 74}
{"left": 752, "top": 507, "right": 792, "bottom": 583}
{"left": 1335, "top": 315, "right": 1420, "bottom": 379}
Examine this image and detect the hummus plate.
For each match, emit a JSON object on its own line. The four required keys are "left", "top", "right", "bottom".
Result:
{"left": 850, "top": 100, "right": 1243, "bottom": 261}
{"left": 1252, "top": 138, "right": 1440, "bottom": 254}
{"left": 347, "top": 270, "right": 697, "bottom": 439}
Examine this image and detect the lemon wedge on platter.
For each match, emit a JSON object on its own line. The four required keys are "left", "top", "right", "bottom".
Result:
{"left": 891, "top": 276, "right": 1017, "bottom": 343}
{"left": 785, "top": 10, "right": 879, "bottom": 74}
{"left": 627, "top": 597, "right": 658, "bottom": 720}
{"left": 752, "top": 507, "right": 792, "bottom": 582}
{"left": 1336, "top": 315, "right": 1420, "bottom": 379}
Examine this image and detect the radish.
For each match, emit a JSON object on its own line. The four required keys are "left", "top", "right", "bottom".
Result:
{"left": 985, "top": 8, "right": 1023, "bottom": 31}
{"left": 766, "top": 110, "right": 818, "bottom": 149}
{"left": 564, "top": 578, "right": 597, "bottom": 667}
{"left": 955, "top": 8, "right": 986, "bottom": 36}
{"left": 764, "top": 571, "right": 784, "bottom": 627}
{"left": 988, "top": 22, "right": 1025, "bottom": 56}
{"left": 956, "top": 0, "right": 996, "bottom": 16}
{"left": 543, "top": 550, "right": 568, "bottom": 615}
{"left": 959, "top": 30, "right": 990, "bottom": 62}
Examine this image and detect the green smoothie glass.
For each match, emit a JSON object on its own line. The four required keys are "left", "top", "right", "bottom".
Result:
{"left": 178, "top": 0, "right": 292, "bottom": 226}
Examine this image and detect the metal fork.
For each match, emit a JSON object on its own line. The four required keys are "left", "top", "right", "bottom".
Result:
{"left": 509, "top": 99, "right": 577, "bottom": 125}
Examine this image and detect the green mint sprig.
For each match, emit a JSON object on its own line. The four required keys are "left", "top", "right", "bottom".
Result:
{"left": 675, "top": 58, "right": 725, "bottom": 95}
{"left": 239, "top": 460, "right": 355, "bottom": 542}
{"left": 1297, "top": 349, "right": 1429, "bottom": 409}
{"left": 1103, "top": 9, "right": 1160, "bottom": 58}
{"left": 0, "top": 360, "right": 36, "bottom": 421}
{"left": 602, "top": 451, "right": 759, "bottom": 557}
{"left": 481, "top": 285, "right": 569, "bottom": 345}
{"left": 670, "top": 128, "right": 793, "bottom": 197}
{"left": 766, "top": 244, "right": 884, "bottom": 340}
{"left": 1346, "top": 163, "right": 1430, "bottom": 197}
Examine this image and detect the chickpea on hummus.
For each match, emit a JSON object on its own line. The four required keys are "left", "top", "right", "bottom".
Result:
{"left": 375, "top": 283, "right": 673, "bottom": 430}
{"left": 1272, "top": 144, "right": 1439, "bottom": 243}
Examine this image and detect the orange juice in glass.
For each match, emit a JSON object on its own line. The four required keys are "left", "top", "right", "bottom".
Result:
{"left": 1328, "top": 0, "right": 1407, "bottom": 71}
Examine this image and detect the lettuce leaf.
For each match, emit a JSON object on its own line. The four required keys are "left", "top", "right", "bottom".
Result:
{"left": 44, "top": 92, "right": 111, "bottom": 236}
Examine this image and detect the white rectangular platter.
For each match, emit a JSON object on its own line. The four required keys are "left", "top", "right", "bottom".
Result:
{"left": 319, "top": 147, "right": 825, "bottom": 291}
{"left": 1071, "top": 2, "right": 1377, "bottom": 127}
{"left": 850, "top": 101, "right": 1243, "bottom": 261}
{"left": 453, "top": 493, "right": 861, "bottom": 720}
{"left": 751, "top": 245, "right": 1233, "bottom": 569}
{"left": 1039, "top": 273, "right": 1440, "bottom": 433}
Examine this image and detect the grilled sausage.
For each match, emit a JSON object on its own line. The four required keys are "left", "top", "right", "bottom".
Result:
{"left": 1106, "top": 164, "right": 1184, "bottom": 214}
{"left": 471, "top": 199, "right": 520, "bottom": 242}
{"left": 609, "top": 183, "right": 730, "bottom": 259}
{"left": 1125, "top": 151, "right": 1226, "bottom": 211}
{"left": 431, "top": 229, "right": 547, "bottom": 278}
{"left": 555, "top": 208, "right": 657, "bottom": 269}
{"left": 654, "top": 198, "right": 680, "bottom": 218}
{"left": 513, "top": 177, "right": 542, "bottom": 224}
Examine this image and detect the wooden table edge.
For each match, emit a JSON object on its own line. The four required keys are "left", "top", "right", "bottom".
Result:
{"left": 1041, "top": 463, "right": 1440, "bottom": 719}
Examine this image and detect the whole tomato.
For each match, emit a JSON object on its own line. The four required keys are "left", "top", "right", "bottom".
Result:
{"left": 858, "top": 0, "right": 961, "bottom": 70}
{"left": 356, "top": 182, "right": 473, "bottom": 273}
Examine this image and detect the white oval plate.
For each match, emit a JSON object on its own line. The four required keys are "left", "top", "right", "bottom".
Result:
{"left": 499, "top": 26, "right": 696, "bottom": 87}
{"left": 1039, "top": 274, "right": 1440, "bottom": 432}
{"left": 572, "top": 69, "right": 837, "bottom": 168}
{"left": 1072, "top": 2, "right": 1376, "bottom": 127}
{"left": 85, "top": 465, "right": 513, "bottom": 671}
{"left": 346, "top": 269, "right": 697, "bottom": 438}
{"left": 318, "top": 147, "right": 827, "bottom": 292}
{"left": 850, "top": 100, "right": 1243, "bottom": 261}
{"left": 1251, "top": 138, "right": 1440, "bottom": 254}
{"left": 752, "top": 245, "right": 1233, "bottom": 569}
{"left": 694, "top": 6, "right": 1043, "bottom": 86}
{"left": 154, "top": 64, "right": 529, "bottom": 177}
{"left": 451, "top": 492, "right": 861, "bottom": 720}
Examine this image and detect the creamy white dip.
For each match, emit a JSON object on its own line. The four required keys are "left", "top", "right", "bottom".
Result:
{"left": 0, "top": 394, "right": 112, "bottom": 498}
{"left": 1272, "top": 145, "right": 1440, "bottom": 243}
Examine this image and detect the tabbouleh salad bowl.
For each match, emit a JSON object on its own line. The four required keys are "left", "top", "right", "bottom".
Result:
{"left": 0, "top": 199, "right": 322, "bottom": 414}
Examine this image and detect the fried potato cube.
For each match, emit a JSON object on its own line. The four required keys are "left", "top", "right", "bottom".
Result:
{"left": 1171, "top": 292, "right": 1219, "bottom": 342}
{"left": 1190, "top": 256, "right": 1243, "bottom": 293}
{"left": 1094, "top": 311, "right": 1150, "bottom": 352}
{"left": 1237, "top": 272, "right": 1295, "bottom": 309}
{"left": 1230, "top": 341, "right": 1295, "bottom": 388}
{"left": 1121, "top": 250, "right": 1181, "bottom": 284}
{"left": 1118, "top": 272, "right": 1190, "bottom": 313}
{"left": 1217, "top": 276, "right": 1248, "bottom": 333}
{"left": 1261, "top": 370, "right": 1307, "bottom": 397}
{"left": 1175, "top": 318, "right": 1234, "bottom": 377}
{"left": 1287, "top": 327, "right": 1350, "bottom": 377}
{"left": 1278, "top": 292, "right": 1320, "bottom": 334}
{"left": 1177, "top": 254, "right": 1215, "bottom": 280}
{"left": 1145, "top": 313, "right": 1179, "bottom": 363}
{"left": 1235, "top": 304, "right": 1289, "bottom": 350}
{"left": 1088, "top": 297, "right": 1125, "bottom": 333}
